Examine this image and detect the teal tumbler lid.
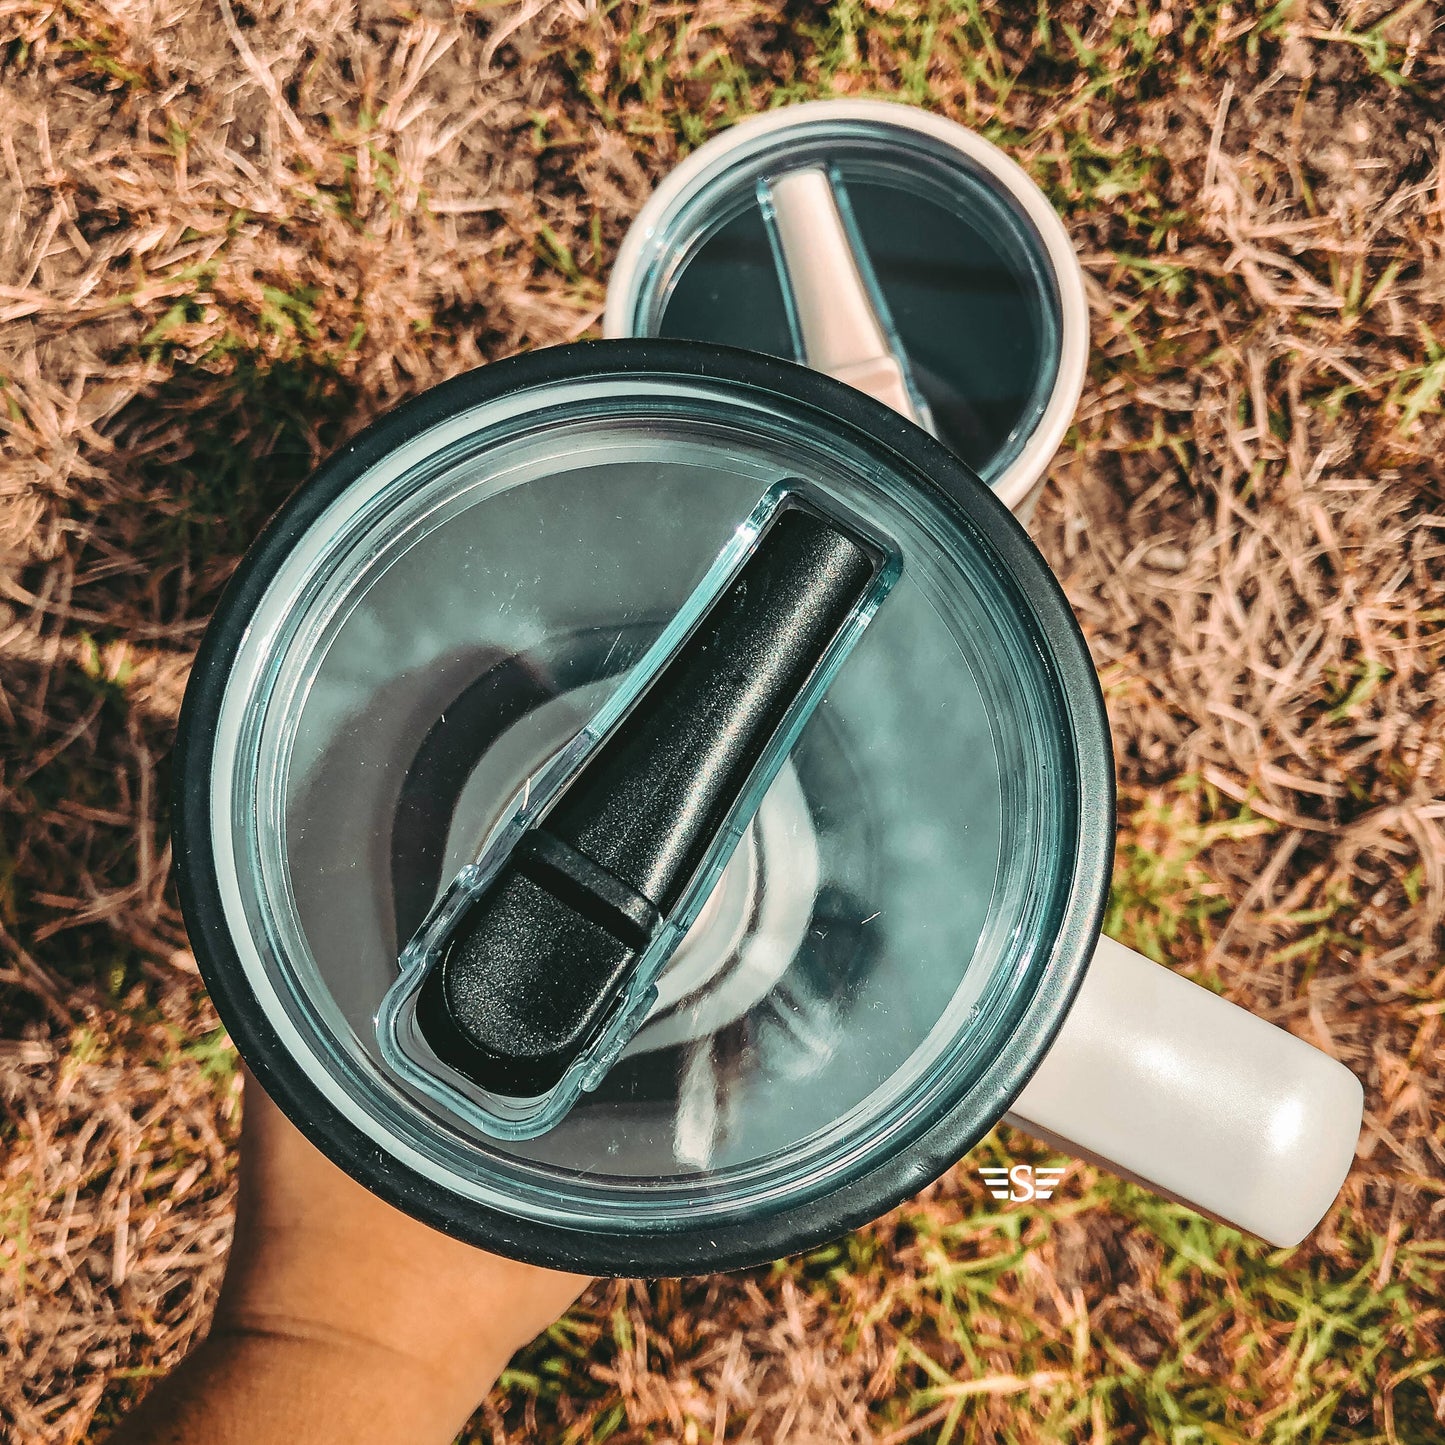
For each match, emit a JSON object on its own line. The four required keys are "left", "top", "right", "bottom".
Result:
{"left": 173, "top": 340, "right": 1111, "bottom": 1274}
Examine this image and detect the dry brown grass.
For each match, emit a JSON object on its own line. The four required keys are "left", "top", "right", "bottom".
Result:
{"left": 2, "top": 1, "right": 1443, "bottom": 1441}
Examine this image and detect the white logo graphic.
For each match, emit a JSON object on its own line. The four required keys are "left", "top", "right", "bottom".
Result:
{"left": 978, "top": 1163, "right": 1068, "bottom": 1203}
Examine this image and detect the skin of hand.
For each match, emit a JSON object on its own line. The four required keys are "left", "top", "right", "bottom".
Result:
{"left": 105, "top": 1069, "right": 590, "bottom": 1445}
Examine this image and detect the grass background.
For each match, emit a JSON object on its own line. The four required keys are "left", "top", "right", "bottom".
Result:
{"left": 2, "top": 0, "right": 1444, "bottom": 1440}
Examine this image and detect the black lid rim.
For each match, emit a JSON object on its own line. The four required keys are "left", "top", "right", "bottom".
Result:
{"left": 172, "top": 338, "right": 1114, "bottom": 1277}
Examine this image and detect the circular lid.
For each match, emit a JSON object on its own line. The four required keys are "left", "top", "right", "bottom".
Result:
{"left": 175, "top": 340, "right": 1112, "bottom": 1274}
{"left": 605, "top": 101, "right": 1089, "bottom": 513}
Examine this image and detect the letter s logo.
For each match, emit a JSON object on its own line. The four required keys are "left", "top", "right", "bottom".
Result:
{"left": 1009, "top": 1163, "right": 1036, "bottom": 1202}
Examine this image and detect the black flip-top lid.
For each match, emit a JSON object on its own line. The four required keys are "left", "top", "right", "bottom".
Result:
{"left": 415, "top": 502, "right": 885, "bottom": 1101}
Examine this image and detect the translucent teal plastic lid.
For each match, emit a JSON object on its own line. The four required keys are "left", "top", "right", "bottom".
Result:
{"left": 174, "top": 341, "right": 1111, "bottom": 1274}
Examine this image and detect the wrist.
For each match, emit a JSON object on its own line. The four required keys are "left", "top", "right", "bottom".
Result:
{"left": 211, "top": 1232, "right": 536, "bottom": 1425}
{"left": 217, "top": 1209, "right": 569, "bottom": 1382}
{"left": 219, "top": 1317, "right": 508, "bottom": 1439}
{"left": 105, "top": 1317, "right": 504, "bottom": 1445}
{"left": 212, "top": 1301, "right": 514, "bottom": 1404}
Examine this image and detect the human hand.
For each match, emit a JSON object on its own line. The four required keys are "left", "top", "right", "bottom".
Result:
{"left": 106, "top": 1068, "right": 589, "bottom": 1445}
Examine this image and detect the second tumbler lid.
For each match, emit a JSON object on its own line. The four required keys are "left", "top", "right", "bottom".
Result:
{"left": 605, "top": 99, "right": 1089, "bottom": 513}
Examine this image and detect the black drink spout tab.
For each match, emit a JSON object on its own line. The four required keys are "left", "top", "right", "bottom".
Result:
{"left": 415, "top": 501, "right": 883, "bottom": 1098}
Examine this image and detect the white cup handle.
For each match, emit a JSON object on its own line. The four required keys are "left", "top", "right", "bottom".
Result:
{"left": 1005, "top": 934, "right": 1363, "bottom": 1246}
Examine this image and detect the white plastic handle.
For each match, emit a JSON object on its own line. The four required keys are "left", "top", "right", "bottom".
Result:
{"left": 1006, "top": 935, "right": 1363, "bottom": 1247}
{"left": 766, "top": 167, "right": 924, "bottom": 425}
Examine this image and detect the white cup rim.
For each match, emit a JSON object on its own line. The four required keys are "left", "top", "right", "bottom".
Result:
{"left": 603, "top": 98, "right": 1089, "bottom": 516}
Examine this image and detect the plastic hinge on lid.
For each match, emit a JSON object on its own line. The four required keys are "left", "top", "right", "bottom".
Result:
{"left": 376, "top": 482, "right": 901, "bottom": 1140}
